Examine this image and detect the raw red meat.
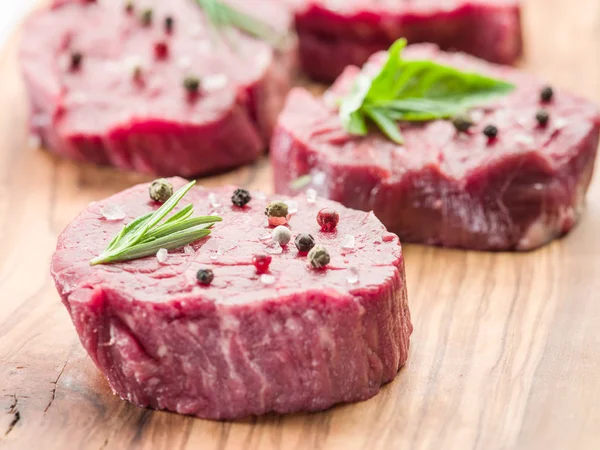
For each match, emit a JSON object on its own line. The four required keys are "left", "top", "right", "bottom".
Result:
{"left": 295, "top": 0, "right": 522, "bottom": 81}
{"left": 20, "top": 0, "right": 295, "bottom": 176}
{"left": 50, "top": 180, "right": 412, "bottom": 419}
{"left": 271, "top": 45, "right": 600, "bottom": 251}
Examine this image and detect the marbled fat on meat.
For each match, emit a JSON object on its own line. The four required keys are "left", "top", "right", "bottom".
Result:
{"left": 51, "top": 180, "right": 412, "bottom": 419}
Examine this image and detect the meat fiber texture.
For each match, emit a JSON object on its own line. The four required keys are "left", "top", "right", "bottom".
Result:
{"left": 271, "top": 45, "right": 600, "bottom": 251}
{"left": 50, "top": 180, "right": 412, "bottom": 419}
{"left": 295, "top": 0, "right": 522, "bottom": 81}
{"left": 20, "top": 0, "right": 296, "bottom": 177}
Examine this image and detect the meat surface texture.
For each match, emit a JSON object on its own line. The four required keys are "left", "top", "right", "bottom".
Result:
{"left": 295, "top": 0, "right": 523, "bottom": 81}
{"left": 271, "top": 45, "right": 600, "bottom": 251}
{"left": 50, "top": 180, "right": 412, "bottom": 419}
{"left": 20, "top": 0, "right": 295, "bottom": 177}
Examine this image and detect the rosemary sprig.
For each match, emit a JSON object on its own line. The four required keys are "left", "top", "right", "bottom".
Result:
{"left": 91, "top": 181, "right": 222, "bottom": 265}
{"left": 195, "top": 0, "right": 282, "bottom": 48}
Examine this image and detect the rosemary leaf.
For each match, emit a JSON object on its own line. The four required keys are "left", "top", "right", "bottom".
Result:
{"left": 91, "top": 181, "right": 222, "bottom": 265}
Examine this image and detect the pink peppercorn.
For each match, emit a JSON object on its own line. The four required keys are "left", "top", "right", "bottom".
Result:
{"left": 154, "top": 41, "right": 168, "bottom": 59}
{"left": 317, "top": 208, "right": 339, "bottom": 232}
{"left": 253, "top": 254, "right": 272, "bottom": 274}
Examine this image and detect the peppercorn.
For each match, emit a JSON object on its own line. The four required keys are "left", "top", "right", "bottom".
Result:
{"left": 125, "top": 1, "right": 134, "bottom": 13}
{"left": 452, "top": 113, "right": 473, "bottom": 133}
{"left": 295, "top": 233, "right": 315, "bottom": 253}
{"left": 272, "top": 226, "right": 292, "bottom": 246}
{"left": 308, "top": 245, "right": 330, "bottom": 269}
{"left": 196, "top": 268, "right": 214, "bottom": 285}
{"left": 140, "top": 8, "right": 153, "bottom": 26}
{"left": 252, "top": 254, "right": 272, "bottom": 274}
{"left": 149, "top": 179, "right": 173, "bottom": 203}
{"left": 165, "top": 16, "right": 174, "bottom": 33}
{"left": 183, "top": 76, "right": 201, "bottom": 94}
{"left": 132, "top": 65, "right": 143, "bottom": 82}
{"left": 483, "top": 125, "right": 498, "bottom": 139}
{"left": 154, "top": 41, "right": 168, "bottom": 59}
{"left": 540, "top": 86, "right": 554, "bottom": 103}
{"left": 70, "top": 51, "right": 83, "bottom": 70}
{"left": 536, "top": 109, "right": 549, "bottom": 127}
{"left": 317, "top": 208, "right": 339, "bottom": 232}
{"left": 265, "top": 201, "right": 288, "bottom": 218}
{"left": 231, "top": 188, "right": 251, "bottom": 207}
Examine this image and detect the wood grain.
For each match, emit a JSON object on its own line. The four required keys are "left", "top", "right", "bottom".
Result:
{"left": 1, "top": 0, "right": 600, "bottom": 448}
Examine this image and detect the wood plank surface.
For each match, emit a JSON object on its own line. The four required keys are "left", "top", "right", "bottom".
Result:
{"left": 1, "top": 1, "right": 600, "bottom": 448}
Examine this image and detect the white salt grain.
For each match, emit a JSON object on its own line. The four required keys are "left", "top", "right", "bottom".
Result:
{"left": 284, "top": 199, "right": 299, "bottom": 215}
{"left": 156, "top": 248, "right": 169, "bottom": 264}
{"left": 208, "top": 193, "right": 221, "bottom": 208}
{"left": 260, "top": 274, "right": 276, "bottom": 285}
{"left": 265, "top": 240, "right": 283, "bottom": 255}
{"left": 346, "top": 267, "right": 359, "bottom": 284}
{"left": 305, "top": 188, "right": 317, "bottom": 204}
{"left": 100, "top": 203, "right": 126, "bottom": 221}
{"left": 342, "top": 234, "right": 355, "bottom": 250}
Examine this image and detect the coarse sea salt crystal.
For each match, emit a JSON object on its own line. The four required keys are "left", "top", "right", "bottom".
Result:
{"left": 346, "top": 267, "right": 359, "bottom": 284}
{"left": 260, "top": 232, "right": 273, "bottom": 241}
{"left": 254, "top": 191, "right": 267, "bottom": 201}
{"left": 265, "top": 240, "right": 283, "bottom": 255}
{"left": 312, "top": 171, "right": 326, "bottom": 187}
{"left": 100, "top": 203, "right": 126, "bottom": 221}
{"left": 208, "top": 193, "right": 221, "bottom": 208}
{"left": 184, "top": 245, "right": 194, "bottom": 255}
{"left": 156, "top": 248, "right": 169, "bottom": 264}
{"left": 342, "top": 234, "right": 355, "bottom": 250}
{"left": 260, "top": 274, "right": 276, "bottom": 285}
{"left": 284, "top": 199, "right": 298, "bottom": 215}
{"left": 202, "top": 74, "right": 228, "bottom": 91}
{"left": 306, "top": 188, "right": 317, "bottom": 204}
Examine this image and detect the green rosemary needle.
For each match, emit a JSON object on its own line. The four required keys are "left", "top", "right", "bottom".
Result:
{"left": 91, "top": 180, "right": 222, "bottom": 265}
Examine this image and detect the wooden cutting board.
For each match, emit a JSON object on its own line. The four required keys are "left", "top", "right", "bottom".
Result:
{"left": 1, "top": 1, "right": 600, "bottom": 449}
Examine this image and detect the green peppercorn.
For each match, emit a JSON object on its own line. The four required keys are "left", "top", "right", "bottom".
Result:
{"left": 165, "top": 16, "right": 174, "bottom": 33}
{"left": 540, "top": 86, "right": 554, "bottom": 103}
{"left": 149, "top": 179, "right": 173, "bottom": 203}
{"left": 140, "top": 8, "right": 153, "bottom": 26}
{"left": 308, "top": 245, "right": 330, "bottom": 269}
{"left": 483, "top": 125, "right": 498, "bottom": 139}
{"left": 183, "top": 76, "right": 201, "bottom": 94}
{"left": 452, "top": 113, "right": 473, "bottom": 133}
{"left": 231, "top": 188, "right": 251, "bottom": 207}
{"left": 536, "top": 109, "right": 550, "bottom": 126}
{"left": 196, "top": 268, "right": 214, "bottom": 285}
{"left": 265, "top": 201, "right": 288, "bottom": 218}
{"left": 125, "top": 1, "right": 134, "bottom": 13}
{"left": 70, "top": 51, "right": 83, "bottom": 70}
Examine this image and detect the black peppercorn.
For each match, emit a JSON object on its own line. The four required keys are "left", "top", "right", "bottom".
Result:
{"left": 540, "top": 86, "right": 554, "bottom": 103}
{"left": 165, "top": 16, "right": 174, "bottom": 33}
{"left": 231, "top": 188, "right": 251, "bottom": 207}
{"left": 295, "top": 233, "right": 315, "bottom": 253}
{"left": 483, "top": 125, "right": 498, "bottom": 139}
{"left": 196, "top": 268, "right": 214, "bottom": 285}
{"left": 183, "top": 76, "right": 201, "bottom": 94}
{"left": 70, "top": 51, "right": 83, "bottom": 70}
{"left": 140, "top": 8, "right": 153, "bottom": 26}
{"left": 308, "top": 245, "right": 330, "bottom": 269}
{"left": 149, "top": 179, "right": 173, "bottom": 203}
{"left": 452, "top": 113, "right": 473, "bottom": 133}
{"left": 536, "top": 109, "right": 549, "bottom": 126}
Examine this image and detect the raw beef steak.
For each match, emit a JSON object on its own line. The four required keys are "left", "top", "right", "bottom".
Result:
{"left": 50, "top": 180, "right": 412, "bottom": 419}
{"left": 271, "top": 45, "right": 600, "bottom": 251}
{"left": 295, "top": 0, "right": 522, "bottom": 81}
{"left": 20, "top": 0, "right": 295, "bottom": 176}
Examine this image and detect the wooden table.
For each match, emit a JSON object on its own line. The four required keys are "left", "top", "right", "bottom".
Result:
{"left": 1, "top": 1, "right": 599, "bottom": 448}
